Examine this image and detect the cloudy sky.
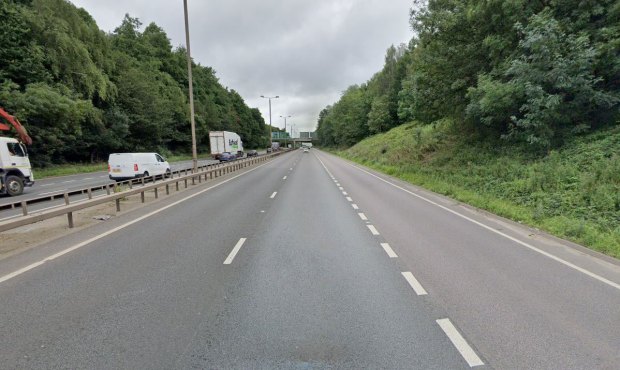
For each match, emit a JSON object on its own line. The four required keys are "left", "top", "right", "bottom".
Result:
{"left": 69, "top": 0, "right": 413, "bottom": 134}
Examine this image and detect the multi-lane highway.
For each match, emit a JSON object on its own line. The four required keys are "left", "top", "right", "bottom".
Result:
{"left": 0, "top": 150, "right": 618, "bottom": 369}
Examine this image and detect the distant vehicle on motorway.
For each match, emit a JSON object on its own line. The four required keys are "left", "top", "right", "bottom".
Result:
{"left": 219, "top": 152, "right": 236, "bottom": 162}
{"left": 108, "top": 153, "right": 170, "bottom": 181}
{"left": 209, "top": 131, "right": 244, "bottom": 160}
{"left": 246, "top": 150, "right": 258, "bottom": 157}
{"left": 266, "top": 148, "right": 272, "bottom": 153}
{"left": 303, "top": 147, "right": 309, "bottom": 153}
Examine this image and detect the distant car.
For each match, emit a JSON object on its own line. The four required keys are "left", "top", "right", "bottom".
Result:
{"left": 247, "top": 150, "right": 258, "bottom": 157}
{"left": 303, "top": 147, "right": 309, "bottom": 153}
{"left": 219, "top": 152, "right": 236, "bottom": 162}
{"left": 266, "top": 148, "right": 272, "bottom": 153}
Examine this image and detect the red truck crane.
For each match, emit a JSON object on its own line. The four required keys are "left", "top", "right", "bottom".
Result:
{"left": 0, "top": 107, "right": 34, "bottom": 196}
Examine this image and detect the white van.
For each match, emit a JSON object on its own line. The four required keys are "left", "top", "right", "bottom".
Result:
{"left": 108, "top": 153, "right": 171, "bottom": 181}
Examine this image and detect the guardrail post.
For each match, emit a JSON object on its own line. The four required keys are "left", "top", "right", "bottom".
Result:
{"left": 141, "top": 176, "right": 145, "bottom": 186}
{"left": 21, "top": 201, "right": 28, "bottom": 216}
{"left": 184, "top": 178, "right": 188, "bottom": 188}
{"left": 64, "top": 193, "right": 74, "bottom": 228}
{"left": 106, "top": 184, "right": 111, "bottom": 195}
{"left": 154, "top": 187, "right": 159, "bottom": 199}
{"left": 141, "top": 191, "right": 145, "bottom": 203}
{"left": 166, "top": 184, "right": 170, "bottom": 195}
{"left": 87, "top": 188, "right": 93, "bottom": 199}
{"left": 116, "top": 198, "right": 121, "bottom": 212}
{"left": 176, "top": 181, "right": 179, "bottom": 191}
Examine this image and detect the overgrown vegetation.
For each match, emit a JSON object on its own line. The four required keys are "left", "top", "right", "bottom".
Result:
{"left": 0, "top": 0, "right": 269, "bottom": 167}
{"left": 317, "top": 0, "right": 619, "bottom": 148}
{"left": 339, "top": 123, "right": 620, "bottom": 258}
{"left": 318, "top": 0, "right": 619, "bottom": 255}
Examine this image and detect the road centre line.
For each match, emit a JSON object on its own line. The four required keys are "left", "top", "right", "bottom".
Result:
{"left": 436, "top": 318, "right": 484, "bottom": 367}
{"left": 358, "top": 213, "right": 368, "bottom": 221}
{"left": 62, "top": 180, "right": 76, "bottom": 183}
{"left": 84, "top": 177, "right": 94, "bottom": 180}
{"left": 0, "top": 159, "right": 274, "bottom": 285}
{"left": 346, "top": 197, "right": 353, "bottom": 202}
{"left": 352, "top": 204, "right": 359, "bottom": 210}
{"left": 39, "top": 183, "right": 54, "bottom": 187}
{"left": 338, "top": 187, "right": 344, "bottom": 190}
{"left": 39, "top": 191, "right": 57, "bottom": 196}
{"left": 282, "top": 176, "right": 287, "bottom": 180}
{"left": 342, "top": 191, "right": 348, "bottom": 195}
{"left": 381, "top": 243, "right": 398, "bottom": 258}
{"left": 367, "top": 225, "right": 380, "bottom": 235}
{"left": 223, "top": 238, "right": 247, "bottom": 265}
{"left": 344, "top": 161, "right": 620, "bottom": 291}
{"left": 402, "top": 271, "right": 428, "bottom": 295}
{"left": 270, "top": 192, "right": 277, "bottom": 199}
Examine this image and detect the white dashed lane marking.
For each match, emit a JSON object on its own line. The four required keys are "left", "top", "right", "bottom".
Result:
{"left": 223, "top": 238, "right": 247, "bottom": 265}
{"left": 381, "top": 243, "right": 398, "bottom": 258}
{"left": 401, "top": 271, "right": 427, "bottom": 295}
{"left": 437, "top": 319, "right": 484, "bottom": 367}
{"left": 367, "top": 225, "right": 380, "bottom": 235}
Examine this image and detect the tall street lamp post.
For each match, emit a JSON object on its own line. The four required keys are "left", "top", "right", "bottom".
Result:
{"left": 280, "top": 115, "right": 291, "bottom": 147}
{"left": 261, "top": 95, "right": 279, "bottom": 147}
{"left": 183, "top": 0, "right": 197, "bottom": 172}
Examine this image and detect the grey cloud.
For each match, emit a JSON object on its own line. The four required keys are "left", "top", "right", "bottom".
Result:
{"left": 70, "top": 0, "right": 413, "bottom": 132}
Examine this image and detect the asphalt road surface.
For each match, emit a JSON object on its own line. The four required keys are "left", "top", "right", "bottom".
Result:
{"left": 0, "top": 149, "right": 618, "bottom": 369}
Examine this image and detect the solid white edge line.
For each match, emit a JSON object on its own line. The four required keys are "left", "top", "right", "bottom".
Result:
{"left": 381, "top": 243, "right": 398, "bottom": 258}
{"left": 223, "top": 238, "right": 247, "bottom": 265}
{"left": 436, "top": 318, "right": 484, "bottom": 367}
{"left": 358, "top": 213, "right": 368, "bottom": 221}
{"left": 270, "top": 192, "right": 278, "bottom": 199}
{"left": 401, "top": 271, "right": 427, "bottom": 295}
{"left": 367, "top": 225, "right": 380, "bottom": 235}
{"left": 0, "top": 159, "right": 275, "bottom": 285}
{"left": 345, "top": 160, "right": 620, "bottom": 291}
{"left": 352, "top": 204, "right": 359, "bottom": 210}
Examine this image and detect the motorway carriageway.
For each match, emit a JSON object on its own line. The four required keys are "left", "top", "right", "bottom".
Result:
{"left": 0, "top": 150, "right": 618, "bottom": 369}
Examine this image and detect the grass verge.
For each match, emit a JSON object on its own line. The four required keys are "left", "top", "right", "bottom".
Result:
{"left": 334, "top": 121, "right": 620, "bottom": 259}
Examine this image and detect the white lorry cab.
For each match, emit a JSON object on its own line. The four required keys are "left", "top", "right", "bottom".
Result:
{"left": 108, "top": 153, "right": 171, "bottom": 181}
{"left": 0, "top": 137, "right": 34, "bottom": 196}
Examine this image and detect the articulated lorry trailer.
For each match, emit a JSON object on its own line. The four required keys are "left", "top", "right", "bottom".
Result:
{"left": 209, "top": 131, "right": 244, "bottom": 159}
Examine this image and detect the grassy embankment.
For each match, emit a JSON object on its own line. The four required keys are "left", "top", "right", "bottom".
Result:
{"left": 33, "top": 154, "right": 201, "bottom": 179}
{"left": 336, "top": 121, "right": 620, "bottom": 259}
